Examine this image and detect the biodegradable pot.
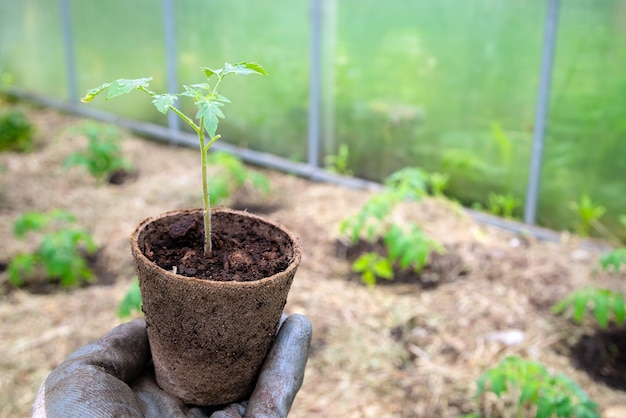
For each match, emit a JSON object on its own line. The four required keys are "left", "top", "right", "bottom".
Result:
{"left": 130, "top": 207, "right": 301, "bottom": 406}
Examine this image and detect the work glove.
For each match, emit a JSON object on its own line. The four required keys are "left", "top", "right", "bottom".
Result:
{"left": 32, "top": 314, "right": 312, "bottom": 418}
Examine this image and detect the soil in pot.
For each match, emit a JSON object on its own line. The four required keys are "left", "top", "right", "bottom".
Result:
{"left": 142, "top": 208, "right": 291, "bottom": 281}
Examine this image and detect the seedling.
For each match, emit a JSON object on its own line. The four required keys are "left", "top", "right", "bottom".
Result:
{"left": 64, "top": 122, "right": 132, "bottom": 183}
{"left": 8, "top": 210, "right": 98, "bottom": 287}
{"left": 475, "top": 355, "right": 599, "bottom": 418}
{"left": 487, "top": 192, "right": 521, "bottom": 219}
{"left": 383, "top": 166, "right": 430, "bottom": 201}
{"left": 207, "top": 151, "right": 271, "bottom": 206}
{"left": 600, "top": 248, "right": 626, "bottom": 273}
{"left": 324, "top": 144, "right": 353, "bottom": 176}
{"left": 553, "top": 287, "right": 625, "bottom": 329}
{"left": 81, "top": 62, "right": 267, "bottom": 254}
{"left": 340, "top": 167, "right": 443, "bottom": 286}
{"left": 569, "top": 194, "right": 606, "bottom": 237}
{"left": 0, "top": 107, "right": 34, "bottom": 152}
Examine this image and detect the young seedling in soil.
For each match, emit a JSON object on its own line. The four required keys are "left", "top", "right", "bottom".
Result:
{"left": 473, "top": 355, "right": 599, "bottom": 418}
{"left": 8, "top": 210, "right": 98, "bottom": 287}
{"left": 81, "top": 62, "right": 267, "bottom": 255}
{"left": 340, "top": 166, "right": 444, "bottom": 285}
{"left": 64, "top": 122, "right": 132, "bottom": 184}
{"left": 553, "top": 251, "right": 626, "bottom": 329}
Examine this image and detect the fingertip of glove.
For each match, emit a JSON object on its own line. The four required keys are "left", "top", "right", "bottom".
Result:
{"left": 284, "top": 314, "right": 313, "bottom": 341}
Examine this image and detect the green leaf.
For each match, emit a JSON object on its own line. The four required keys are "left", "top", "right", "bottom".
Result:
{"left": 536, "top": 397, "right": 555, "bottom": 418}
{"left": 203, "top": 67, "right": 223, "bottom": 79}
{"left": 361, "top": 270, "right": 375, "bottom": 286}
{"left": 593, "top": 290, "right": 610, "bottom": 328}
{"left": 384, "top": 167, "right": 429, "bottom": 200}
{"left": 613, "top": 295, "right": 626, "bottom": 325}
{"left": 488, "top": 370, "right": 506, "bottom": 396}
{"left": 106, "top": 78, "right": 153, "bottom": 99}
{"left": 7, "top": 253, "right": 37, "bottom": 286}
{"left": 352, "top": 253, "right": 374, "bottom": 272}
{"left": 152, "top": 94, "right": 178, "bottom": 114}
{"left": 373, "top": 258, "right": 394, "bottom": 280}
{"left": 519, "top": 380, "right": 538, "bottom": 405}
{"left": 81, "top": 82, "right": 112, "bottom": 103}
{"left": 197, "top": 97, "right": 225, "bottom": 138}
{"left": 572, "top": 291, "right": 589, "bottom": 323}
{"left": 352, "top": 253, "right": 394, "bottom": 286}
{"left": 600, "top": 248, "right": 626, "bottom": 273}
{"left": 223, "top": 61, "right": 268, "bottom": 76}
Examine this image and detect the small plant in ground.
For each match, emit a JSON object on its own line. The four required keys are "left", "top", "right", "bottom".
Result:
{"left": 0, "top": 107, "right": 35, "bottom": 152}
{"left": 118, "top": 277, "right": 142, "bottom": 319}
{"left": 8, "top": 210, "right": 98, "bottom": 287}
{"left": 600, "top": 247, "right": 626, "bottom": 273}
{"left": 64, "top": 122, "right": 132, "bottom": 184}
{"left": 383, "top": 166, "right": 430, "bottom": 201}
{"left": 553, "top": 287, "right": 625, "bottom": 329}
{"left": 207, "top": 151, "right": 271, "bottom": 206}
{"left": 352, "top": 252, "right": 393, "bottom": 286}
{"left": 324, "top": 144, "right": 353, "bottom": 176}
{"left": 569, "top": 194, "right": 606, "bottom": 237}
{"left": 553, "top": 248, "right": 626, "bottom": 328}
{"left": 475, "top": 355, "right": 600, "bottom": 418}
{"left": 487, "top": 192, "right": 521, "bottom": 219}
{"left": 82, "top": 61, "right": 267, "bottom": 254}
{"left": 340, "top": 166, "right": 443, "bottom": 286}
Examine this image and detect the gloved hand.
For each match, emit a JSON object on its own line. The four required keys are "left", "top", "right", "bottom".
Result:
{"left": 32, "top": 314, "right": 312, "bottom": 418}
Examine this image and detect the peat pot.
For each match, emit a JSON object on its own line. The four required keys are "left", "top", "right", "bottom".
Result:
{"left": 130, "top": 207, "right": 302, "bottom": 406}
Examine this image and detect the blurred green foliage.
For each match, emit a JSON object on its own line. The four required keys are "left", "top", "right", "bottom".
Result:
{"left": 1, "top": 0, "right": 625, "bottom": 239}
{"left": 8, "top": 210, "right": 98, "bottom": 287}
{"left": 0, "top": 108, "right": 34, "bottom": 152}
{"left": 475, "top": 355, "right": 599, "bottom": 418}
{"left": 64, "top": 123, "right": 132, "bottom": 183}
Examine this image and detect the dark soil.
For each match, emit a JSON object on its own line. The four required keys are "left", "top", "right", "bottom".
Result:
{"left": 141, "top": 211, "right": 290, "bottom": 282}
{"left": 107, "top": 168, "right": 137, "bottom": 185}
{"left": 574, "top": 327, "right": 626, "bottom": 390}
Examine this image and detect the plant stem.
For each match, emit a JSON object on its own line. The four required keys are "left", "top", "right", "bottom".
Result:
{"left": 168, "top": 106, "right": 213, "bottom": 255}
{"left": 198, "top": 117, "right": 212, "bottom": 255}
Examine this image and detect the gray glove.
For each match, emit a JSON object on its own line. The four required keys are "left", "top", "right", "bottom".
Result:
{"left": 32, "top": 314, "right": 312, "bottom": 418}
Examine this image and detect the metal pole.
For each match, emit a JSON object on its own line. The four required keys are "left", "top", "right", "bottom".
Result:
{"left": 322, "top": 0, "right": 337, "bottom": 166}
{"left": 163, "top": 0, "right": 180, "bottom": 133}
{"left": 524, "top": 0, "right": 560, "bottom": 224}
{"left": 308, "top": 0, "right": 322, "bottom": 167}
{"left": 59, "top": 0, "right": 78, "bottom": 103}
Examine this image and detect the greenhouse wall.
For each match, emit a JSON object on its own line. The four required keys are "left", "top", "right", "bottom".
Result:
{"left": 1, "top": 0, "right": 625, "bottom": 239}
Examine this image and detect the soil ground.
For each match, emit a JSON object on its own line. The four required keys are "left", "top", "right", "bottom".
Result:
{"left": 2, "top": 105, "right": 626, "bottom": 417}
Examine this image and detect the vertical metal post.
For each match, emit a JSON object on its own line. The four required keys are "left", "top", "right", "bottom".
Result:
{"left": 322, "top": 0, "right": 337, "bottom": 166}
{"left": 308, "top": 0, "right": 322, "bottom": 168}
{"left": 524, "top": 0, "right": 560, "bottom": 225}
{"left": 163, "top": 0, "right": 180, "bottom": 133}
{"left": 59, "top": 0, "right": 78, "bottom": 102}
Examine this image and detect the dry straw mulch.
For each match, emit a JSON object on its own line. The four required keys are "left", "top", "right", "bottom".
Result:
{"left": 1, "top": 106, "right": 626, "bottom": 417}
